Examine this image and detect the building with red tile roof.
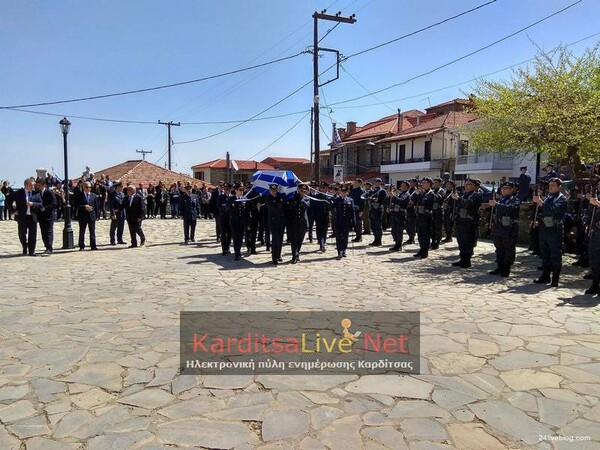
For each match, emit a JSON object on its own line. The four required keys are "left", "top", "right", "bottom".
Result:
{"left": 191, "top": 159, "right": 275, "bottom": 185}
{"left": 92, "top": 160, "right": 204, "bottom": 188}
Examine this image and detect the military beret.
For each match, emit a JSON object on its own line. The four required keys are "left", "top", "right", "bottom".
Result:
{"left": 502, "top": 181, "right": 515, "bottom": 188}
{"left": 422, "top": 177, "right": 433, "bottom": 184}
{"left": 222, "top": 183, "right": 232, "bottom": 188}
{"left": 445, "top": 180, "right": 455, "bottom": 185}
{"left": 433, "top": 177, "right": 442, "bottom": 182}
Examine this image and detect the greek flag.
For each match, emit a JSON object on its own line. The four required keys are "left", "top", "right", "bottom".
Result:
{"left": 251, "top": 170, "right": 300, "bottom": 199}
{"left": 330, "top": 129, "right": 342, "bottom": 148}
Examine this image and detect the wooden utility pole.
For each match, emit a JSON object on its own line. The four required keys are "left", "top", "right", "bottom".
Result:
{"left": 158, "top": 121, "right": 181, "bottom": 170}
{"left": 312, "top": 10, "right": 356, "bottom": 183}
{"left": 136, "top": 149, "right": 153, "bottom": 160}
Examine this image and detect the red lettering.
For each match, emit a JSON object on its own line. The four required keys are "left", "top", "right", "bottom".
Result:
{"left": 193, "top": 333, "right": 208, "bottom": 352}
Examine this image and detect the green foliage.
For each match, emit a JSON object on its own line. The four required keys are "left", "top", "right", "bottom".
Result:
{"left": 469, "top": 44, "right": 600, "bottom": 177}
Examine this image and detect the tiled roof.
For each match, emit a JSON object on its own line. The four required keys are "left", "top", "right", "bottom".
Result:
{"left": 191, "top": 159, "right": 275, "bottom": 171}
{"left": 375, "top": 111, "right": 478, "bottom": 143}
{"left": 93, "top": 160, "right": 202, "bottom": 187}
{"left": 425, "top": 98, "right": 472, "bottom": 113}
{"left": 342, "top": 116, "right": 412, "bottom": 144}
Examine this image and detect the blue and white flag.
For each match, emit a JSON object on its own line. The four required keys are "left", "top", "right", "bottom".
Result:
{"left": 330, "top": 129, "right": 342, "bottom": 148}
{"left": 251, "top": 170, "right": 300, "bottom": 199}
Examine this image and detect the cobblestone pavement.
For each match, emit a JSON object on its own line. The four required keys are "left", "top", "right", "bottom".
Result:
{"left": 1, "top": 218, "right": 599, "bottom": 450}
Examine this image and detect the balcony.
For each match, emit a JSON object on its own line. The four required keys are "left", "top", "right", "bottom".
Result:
{"left": 454, "top": 153, "right": 513, "bottom": 174}
{"left": 380, "top": 158, "right": 443, "bottom": 173}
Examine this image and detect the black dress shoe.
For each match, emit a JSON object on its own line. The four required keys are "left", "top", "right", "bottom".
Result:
{"left": 79, "top": 248, "right": 85, "bottom": 251}
{"left": 110, "top": 242, "right": 116, "bottom": 246}
{"left": 90, "top": 247, "right": 98, "bottom": 251}
{"left": 118, "top": 241, "right": 127, "bottom": 245}
{"left": 342, "top": 252, "right": 347, "bottom": 257}
{"left": 278, "top": 257, "right": 283, "bottom": 262}
{"left": 272, "top": 260, "right": 278, "bottom": 265}
{"left": 291, "top": 258, "right": 297, "bottom": 264}
{"left": 451, "top": 260, "right": 463, "bottom": 267}
{"left": 489, "top": 267, "right": 502, "bottom": 275}
{"left": 234, "top": 255, "right": 241, "bottom": 261}
{"left": 250, "top": 250, "right": 258, "bottom": 255}
{"left": 140, "top": 239, "right": 145, "bottom": 246}
{"left": 29, "top": 253, "right": 37, "bottom": 257}
{"left": 413, "top": 252, "right": 423, "bottom": 257}
{"left": 129, "top": 245, "right": 138, "bottom": 248}
{"left": 584, "top": 273, "right": 594, "bottom": 280}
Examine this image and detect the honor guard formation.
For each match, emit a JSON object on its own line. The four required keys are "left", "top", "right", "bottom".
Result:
{"left": 3, "top": 162, "right": 600, "bottom": 299}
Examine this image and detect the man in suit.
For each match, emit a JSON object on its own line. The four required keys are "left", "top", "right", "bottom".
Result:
{"left": 109, "top": 181, "right": 127, "bottom": 245}
{"left": 124, "top": 185, "right": 146, "bottom": 248}
{"left": 74, "top": 181, "right": 99, "bottom": 251}
{"left": 37, "top": 178, "right": 57, "bottom": 254}
{"left": 13, "top": 178, "right": 43, "bottom": 256}
{"left": 180, "top": 183, "right": 199, "bottom": 244}
{"left": 518, "top": 166, "right": 532, "bottom": 201}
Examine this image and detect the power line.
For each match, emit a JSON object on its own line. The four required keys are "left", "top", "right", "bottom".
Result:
{"left": 329, "top": 0, "right": 583, "bottom": 106}
{"left": 0, "top": 51, "right": 307, "bottom": 109}
{"left": 327, "top": 30, "right": 600, "bottom": 111}
{"left": 339, "top": 64, "right": 396, "bottom": 113}
{"left": 343, "top": 0, "right": 498, "bottom": 60}
{"left": 245, "top": 111, "right": 311, "bottom": 161}
{"left": 174, "top": 78, "right": 315, "bottom": 145}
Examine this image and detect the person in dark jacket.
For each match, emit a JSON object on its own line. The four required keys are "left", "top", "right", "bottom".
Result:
{"left": 13, "top": 178, "right": 43, "bottom": 255}
{"left": 180, "top": 183, "right": 200, "bottom": 244}
{"left": 313, "top": 182, "right": 332, "bottom": 252}
{"left": 332, "top": 184, "right": 355, "bottom": 259}
{"left": 286, "top": 184, "right": 311, "bottom": 263}
{"left": 350, "top": 178, "right": 365, "bottom": 242}
{"left": 389, "top": 181, "right": 411, "bottom": 252}
{"left": 109, "top": 182, "right": 127, "bottom": 245}
{"left": 518, "top": 166, "right": 531, "bottom": 201}
{"left": 489, "top": 182, "right": 521, "bottom": 277}
{"left": 414, "top": 177, "right": 437, "bottom": 259}
{"left": 217, "top": 183, "right": 232, "bottom": 255}
{"left": 264, "top": 183, "right": 286, "bottom": 265}
{"left": 451, "top": 178, "right": 483, "bottom": 268}
{"left": 37, "top": 178, "right": 57, "bottom": 254}
{"left": 228, "top": 184, "right": 250, "bottom": 260}
{"left": 74, "top": 181, "right": 99, "bottom": 251}
{"left": 123, "top": 185, "right": 146, "bottom": 248}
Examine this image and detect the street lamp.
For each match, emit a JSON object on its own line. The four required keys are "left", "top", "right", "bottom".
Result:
{"left": 59, "top": 117, "right": 74, "bottom": 249}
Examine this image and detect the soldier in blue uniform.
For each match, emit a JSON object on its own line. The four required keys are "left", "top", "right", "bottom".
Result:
{"left": 228, "top": 184, "right": 250, "bottom": 260}
{"left": 414, "top": 177, "right": 437, "bottom": 259}
{"left": 389, "top": 181, "right": 411, "bottom": 252}
{"left": 441, "top": 180, "right": 456, "bottom": 243}
{"left": 584, "top": 181, "right": 600, "bottom": 296}
{"left": 180, "top": 183, "right": 200, "bottom": 244}
{"left": 285, "top": 183, "right": 311, "bottom": 263}
{"left": 264, "top": 183, "right": 286, "bottom": 265}
{"left": 368, "top": 178, "right": 388, "bottom": 247}
{"left": 217, "top": 183, "right": 233, "bottom": 255}
{"left": 404, "top": 178, "right": 418, "bottom": 245}
{"left": 488, "top": 182, "right": 520, "bottom": 277}
{"left": 451, "top": 178, "right": 483, "bottom": 268}
{"left": 313, "top": 182, "right": 331, "bottom": 253}
{"left": 431, "top": 177, "right": 445, "bottom": 250}
{"left": 350, "top": 178, "right": 365, "bottom": 243}
{"left": 244, "top": 183, "right": 260, "bottom": 255}
{"left": 362, "top": 181, "right": 372, "bottom": 235}
{"left": 533, "top": 178, "right": 567, "bottom": 287}
{"left": 332, "top": 185, "right": 355, "bottom": 259}
{"left": 109, "top": 181, "right": 127, "bottom": 246}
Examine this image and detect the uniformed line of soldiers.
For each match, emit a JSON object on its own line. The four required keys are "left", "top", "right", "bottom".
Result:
{"left": 207, "top": 175, "right": 600, "bottom": 299}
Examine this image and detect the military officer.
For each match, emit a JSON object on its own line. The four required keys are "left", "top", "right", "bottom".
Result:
{"left": 244, "top": 184, "right": 260, "bottom": 255}
{"left": 350, "top": 178, "right": 365, "bottom": 242}
{"left": 431, "top": 177, "right": 445, "bottom": 250}
{"left": 264, "top": 183, "right": 286, "bottom": 265}
{"left": 313, "top": 182, "right": 331, "bottom": 252}
{"left": 451, "top": 178, "right": 483, "bottom": 268}
{"left": 285, "top": 183, "right": 311, "bottom": 263}
{"left": 489, "top": 182, "right": 520, "bottom": 277}
{"left": 228, "top": 184, "right": 250, "bottom": 260}
{"left": 414, "top": 177, "right": 436, "bottom": 258}
{"left": 368, "top": 178, "right": 388, "bottom": 247}
{"left": 389, "top": 181, "right": 411, "bottom": 252}
{"left": 362, "top": 181, "right": 372, "bottom": 235}
{"left": 109, "top": 181, "right": 127, "bottom": 245}
{"left": 180, "top": 183, "right": 200, "bottom": 244}
{"left": 533, "top": 178, "right": 567, "bottom": 287}
{"left": 441, "top": 180, "right": 456, "bottom": 243}
{"left": 217, "top": 183, "right": 233, "bottom": 255}
{"left": 584, "top": 181, "right": 600, "bottom": 296}
{"left": 404, "top": 178, "right": 418, "bottom": 245}
{"left": 331, "top": 184, "right": 355, "bottom": 259}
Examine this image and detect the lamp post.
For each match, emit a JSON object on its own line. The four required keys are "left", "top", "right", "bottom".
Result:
{"left": 60, "top": 117, "right": 74, "bottom": 249}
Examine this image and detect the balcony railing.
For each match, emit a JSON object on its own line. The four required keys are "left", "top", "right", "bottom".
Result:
{"left": 456, "top": 154, "right": 512, "bottom": 165}
{"left": 382, "top": 157, "right": 432, "bottom": 165}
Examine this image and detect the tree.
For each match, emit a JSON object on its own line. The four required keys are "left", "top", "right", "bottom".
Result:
{"left": 468, "top": 44, "right": 600, "bottom": 179}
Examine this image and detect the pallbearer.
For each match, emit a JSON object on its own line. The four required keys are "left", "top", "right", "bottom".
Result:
{"left": 332, "top": 184, "right": 355, "bottom": 259}
{"left": 489, "top": 182, "right": 520, "bottom": 277}
{"left": 265, "top": 183, "right": 286, "bottom": 265}
{"left": 533, "top": 178, "right": 567, "bottom": 287}
{"left": 285, "top": 183, "right": 311, "bottom": 264}
{"left": 228, "top": 184, "right": 250, "bottom": 261}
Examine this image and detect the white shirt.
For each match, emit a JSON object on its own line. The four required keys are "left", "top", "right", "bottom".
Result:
{"left": 26, "top": 190, "right": 32, "bottom": 215}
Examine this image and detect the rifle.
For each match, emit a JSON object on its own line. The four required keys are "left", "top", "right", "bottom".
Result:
{"left": 487, "top": 183, "right": 496, "bottom": 236}
{"left": 587, "top": 187, "right": 598, "bottom": 237}
{"left": 531, "top": 183, "right": 541, "bottom": 230}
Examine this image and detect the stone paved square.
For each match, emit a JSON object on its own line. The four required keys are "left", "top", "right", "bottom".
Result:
{"left": 1, "top": 218, "right": 599, "bottom": 449}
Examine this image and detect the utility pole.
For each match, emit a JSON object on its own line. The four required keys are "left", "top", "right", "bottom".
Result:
{"left": 312, "top": 10, "right": 356, "bottom": 183}
{"left": 136, "top": 149, "right": 153, "bottom": 160}
{"left": 309, "top": 107, "right": 314, "bottom": 181}
{"left": 158, "top": 121, "right": 180, "bottom": 170}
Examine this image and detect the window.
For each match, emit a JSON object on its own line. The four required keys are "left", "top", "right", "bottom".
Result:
{"left": 399, "top": 144, "right": 406, "bottom": 163}
{"left": 194, "top": 172, "right": 204, "bottom": 181}
{"left": 424, "top": 140, "right": 432, "bottom": 161}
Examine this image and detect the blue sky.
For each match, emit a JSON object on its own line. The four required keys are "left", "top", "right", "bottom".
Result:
{"left": 1, "top": 0, "right": 598, "bottom": 184}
